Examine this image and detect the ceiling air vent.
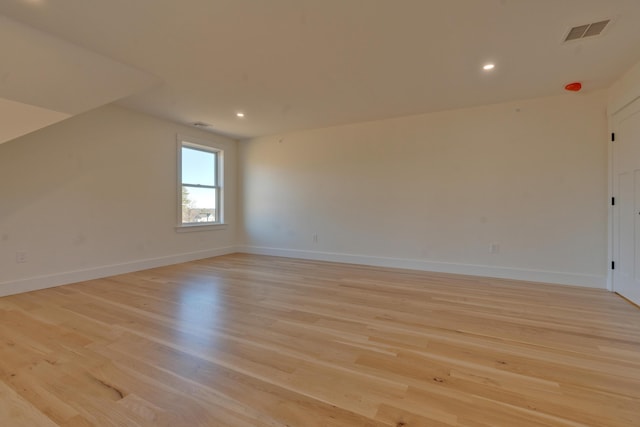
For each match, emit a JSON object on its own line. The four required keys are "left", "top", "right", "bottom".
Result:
{"left": 192, "top": 121, "right": 211, "bottom": 128}
{"left": 564, "top": 19, "right": 610, "bottom": 42}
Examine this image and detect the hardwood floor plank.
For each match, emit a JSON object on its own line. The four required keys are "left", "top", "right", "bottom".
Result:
{"left": 0, "top": 254, "right": 638, "bottom": 426}
{"left": 0, "top": 380, "right": 59, "bottom": 427}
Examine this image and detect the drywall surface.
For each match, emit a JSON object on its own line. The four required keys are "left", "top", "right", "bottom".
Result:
{"left": 0, "top": 15, "right": 158, "bottom": 145}
{"left": 240, "top": 91, "right": 609, "bottom": 287}
{"left": 0, "top": 97, "right": 70, "bottom": 144}
{"left": 609, "top": 58, "right": 640, "bottom": 115}
{"left": 0, "top": 105, "right": 237, "bottom": 296}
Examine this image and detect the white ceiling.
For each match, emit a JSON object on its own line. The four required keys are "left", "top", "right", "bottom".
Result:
{"left": 0, "top": 97, "right": 69, "bottom": 144}
{"left": 2, "top": 0, "right": 640, "bottom": 139}
{"left": 0, "top": 15, "right": 157, "bottom": 144}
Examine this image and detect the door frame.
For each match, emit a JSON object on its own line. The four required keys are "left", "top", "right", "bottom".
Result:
{"left": 608, "top": 94, "right": 640, "bottom": 292}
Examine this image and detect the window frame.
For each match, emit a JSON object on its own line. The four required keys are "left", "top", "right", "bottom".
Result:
{"left": 176, "top": 135, "right": 225, "bottom": 231}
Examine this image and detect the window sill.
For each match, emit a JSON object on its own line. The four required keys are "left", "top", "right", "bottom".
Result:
{"left": 175, "top": 223, "right": 228, "bottom": 233}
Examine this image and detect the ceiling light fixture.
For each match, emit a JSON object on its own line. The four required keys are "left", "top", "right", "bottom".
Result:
{"left": 236, "top": 112, "right": 245, "bottom": 118}
{"left": 483, "top": 63, "right": 495, "bottom": 71}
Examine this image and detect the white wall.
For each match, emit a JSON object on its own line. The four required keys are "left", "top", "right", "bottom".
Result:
{"left": 0, "top": 105, "right": 237, "bottom": 296}
{"left": 239, "top": 91, "right": 609, "bottom": 288}
{"left": 0, "top": 86, "right": 613, "bottom": 295}
{"left": 608, "top": 58, "right": 640, "bottom": 115}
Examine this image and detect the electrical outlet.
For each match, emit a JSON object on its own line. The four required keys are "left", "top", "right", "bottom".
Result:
{"left": 16, "top": 251, "right": 28, "bottom": 263}
{"left": 489, "top": 243, "right": 500, "bottom": 254}
{"left": 312, "top": 233, "right": 318, "bottom": 243}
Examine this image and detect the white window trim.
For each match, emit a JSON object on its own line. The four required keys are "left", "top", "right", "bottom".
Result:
{"left": 175, "top": 223, "right": 228, "bottom": 233}
{"left": 176, "top": 134, "right": 225, "bottom": 231}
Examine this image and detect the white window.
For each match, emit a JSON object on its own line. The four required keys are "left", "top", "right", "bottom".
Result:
{"left": 177, "top": 136, "right": 224, "bottom": 228}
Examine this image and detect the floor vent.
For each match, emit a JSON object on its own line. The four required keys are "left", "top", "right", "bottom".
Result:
{"left": 564, "top": 20, "right": 610, "bottom": 42}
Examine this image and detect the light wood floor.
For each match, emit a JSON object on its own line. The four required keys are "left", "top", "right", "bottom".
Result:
{"left": 0, "top": 254, "right": 639, "bottom": 426}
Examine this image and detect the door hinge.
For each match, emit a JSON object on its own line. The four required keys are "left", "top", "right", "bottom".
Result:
{"left": 612, "top": 197, "right": 615, "bottom": 206}
{"left": 612, "top": 261, "right": 615, "bottom": 270}
{"left": 611, "top": 132, "right": 615, "bottom": 142}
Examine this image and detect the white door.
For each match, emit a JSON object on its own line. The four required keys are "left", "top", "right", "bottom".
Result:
{"left": 613, "top": 98, "right": 640, "bottom": 305}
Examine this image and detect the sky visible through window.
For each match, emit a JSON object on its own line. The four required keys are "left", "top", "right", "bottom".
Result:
{"left": 182, "top": 147, "right": 217, "bottom": 211}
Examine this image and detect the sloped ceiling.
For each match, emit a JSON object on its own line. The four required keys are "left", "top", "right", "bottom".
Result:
{"left": 0, "top": 15, "right": 158, "bottom": 144}
{"left": 0, "top": 97, "right": 69, "bottom": 144}
{"left": 2, "top": 0, "right": 640, "bottom": 139}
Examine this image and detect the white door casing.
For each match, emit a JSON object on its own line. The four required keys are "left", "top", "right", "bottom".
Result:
{"left": 612, "top": 98, "right": 640, "bottom": 306}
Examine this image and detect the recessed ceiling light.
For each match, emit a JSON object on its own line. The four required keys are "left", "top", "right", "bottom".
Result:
{"left": 483, "top": 63, "right": 495, "bottom": 71}
{"left": 236, "top": 112, "right": 245, "bottom": 118}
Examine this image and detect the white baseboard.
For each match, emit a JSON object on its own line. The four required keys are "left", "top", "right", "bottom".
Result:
{"left": 239, "top": 246, "right": 606, "bottom": 289}
{"left": 0, "top": 245, "right": 606, "bottom": 298}
{"left": 0, "top": 246, "right": 238, "bottom": 297}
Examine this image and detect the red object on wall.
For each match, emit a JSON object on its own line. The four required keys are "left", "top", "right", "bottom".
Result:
{"left": 564, "top": 82, "right": 582, "bottom": 92}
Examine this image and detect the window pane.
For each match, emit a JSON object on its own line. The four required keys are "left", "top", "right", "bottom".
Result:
{"left": 181, "top": 147, "right": 216, "bottom": 186}
{"left": 182, "top": 186, "right": 217, "bottom": 223}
